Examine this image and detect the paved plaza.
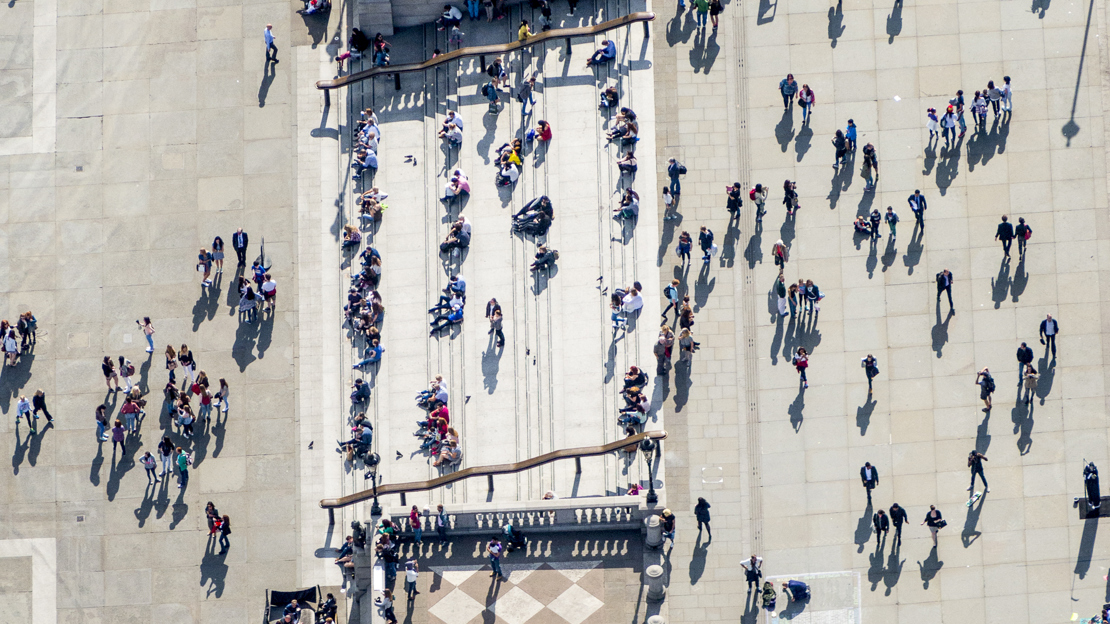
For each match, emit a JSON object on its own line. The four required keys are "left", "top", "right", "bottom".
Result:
{"left": 2, "top": 0, "right": 1110, "bottom": 620}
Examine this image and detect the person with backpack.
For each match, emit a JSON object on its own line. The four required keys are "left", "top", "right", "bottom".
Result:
{"left": 176, "top": 446, "right": 190, "bottom": 489}
{"left": 975, "top": 367, "right": 994, "bottom": 412}
{"left": 750, "top": 184, "right": 767, "bottom": 223}
{"left": 482, "top": 80, "right": 499, "bottom": 114}
{"left": 662, "top": 279, "right": 681, "bottom": 321}
{"left": 1015, "top": 217, "right": 1031, "bottom": 256}
{"left": 517, "top": 74, "right": 536, "bottom": 116}
{"left": 667, "top": 158, "right": 685, "bottom": 195}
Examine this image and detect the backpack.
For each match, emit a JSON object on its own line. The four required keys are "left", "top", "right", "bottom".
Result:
{"left": 676, "top": 164, "right": 687, "bottom": 175}
{"left": 481, "top": 83, "right": 491, "bottom": 97}
{"left": 1023, "top": 226, "right": 1032, "bottom": 240}
{"left": 984, "top": 374, "right": 995, "bottom": 393}
{"left": 486, "top": 64, "right": 497, "bottom": 78}
{"left": 552, "top": 250, "right": 560, "bottom": 260}
{"left": 749, "top": 188, "right": 757, "bottom": 200}
{"left": 663, "top": 285, "right": 677, "bottom": 301}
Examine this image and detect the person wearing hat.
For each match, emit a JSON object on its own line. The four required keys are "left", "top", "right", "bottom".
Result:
{"left": 660, "top": 509, "right": 676, "bottom": 546}
{"left": 941, "top": 105, "right": 958, "bottom": 146}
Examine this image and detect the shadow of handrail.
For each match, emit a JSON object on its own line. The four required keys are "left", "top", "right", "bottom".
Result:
{"left": 316, "top": 11, "right": 656, "bottom": 90}
{"left": 320, "top": 430, "right": 667, "bottom": 508}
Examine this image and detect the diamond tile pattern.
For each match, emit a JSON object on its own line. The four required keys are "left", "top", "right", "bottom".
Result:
{"left": 545, "top": 585, "right": 604, "bottom": 624}
{"left": 427, "top": 562, "right": 605, "bottom": 624}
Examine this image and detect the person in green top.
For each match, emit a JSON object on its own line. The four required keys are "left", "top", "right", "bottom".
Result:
{"left": 693, "top": 0, "right": 709, "bottom": 29}
{"left": 176, "top": 447, "right": 189, "bottom": 489}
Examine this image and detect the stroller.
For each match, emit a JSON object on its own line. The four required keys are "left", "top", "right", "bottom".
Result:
{"left": 503, "top": 524, "right": 527, "bottom": 552}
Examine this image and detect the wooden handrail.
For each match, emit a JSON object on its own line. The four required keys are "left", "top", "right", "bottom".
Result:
{"left": 316, "top": 11, "right": 655, "bottom": 90}
{"left": 320, "top": 430, "right": 666, "bottom": 508}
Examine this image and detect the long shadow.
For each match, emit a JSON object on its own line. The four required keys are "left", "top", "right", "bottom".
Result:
{"left": 258, "top": 62, "right": 276, "bottom": 108}
{"left": 1063, "top": 0, "right": 1094, "bottom": 144}
{"left": 788, "top": 389, "right": 805, "bottom": 431}
{"left": 1076, "top": 517, "right": 1099, "bottom": 578}
{"left": 827, "top": 165, "right": 852, "bottom": 209}
{"left": 135, "top": 483, "right": 156, "bottom": 528}
{"left": 935, "top": 138, "right": 963, "bottom": 195}
{"left": 827, "top": 0, "right": 844, "bottom": 47}
{"left": 257, "top": 311, "right": 275, "bottom": 358}
{"left": 903, "top": 222, "right": 923, "bottom": 274}
{"left": 917, "top": 547, "right": 943, "bottom": 589}
{"left": 0, "top": 352, "right": 34, "bottom": 413}
{"left": 26, "top": 423, "right": 47, "bottom": 467}
{"left": 476, "top": 110, "right": 499, "bottom": 165}
{"left": 192, "top": 286, "right": 221, "bottom": 332}
{"left": 154, "top": 479, "right": 171, "bottom": 519}
{"left": 886, "top": 0, "right": 902, "bottom": 43}
{"left": 854, "top": 502, "right": 874, "bottom": 553}
{"left": 775, "top": 109, "right": 795, "bottom": 153}
{"left": 105, "top": 433, "right": 139, "bottom": 502}
{"left": 1016, "top": 401, "right": 1034, "bottom": 455}
{"left": 689, "top": 532, "right": 708, "bottom": 584}
{"left": 882, "top": 544, "right": 905, "bottom": 596}
{"left": 90, "top": 441, "right": 105, "bottom": 486}
{"left": 482, "top": 344, "right": 503, "bottom": 394}
{"left": 880, "top": 234, "right": 897, "bottom": 273}
{"left": 170, "top": 493, "right": 189, "bottom": 530}
{"left": 932, "top": 304, "right": 953, "bottom": 357}
{"left": 855, "top": 191, "right": 873, "bottom": 219}
{"left": 1010, "top": 255, "right": 1028, "bottom": 302}
{"left": 990, "top": 260, "right": 1010, "bottom": 309}
{"left": 794, "top": 125, "right": 812, "bottom": 162}
{"left": 665, "top": 2, "right": 697, "bottom": 46}
{"left": 232, "top": 320, "right": 260, "bottom": 371}
{"left": 866, "top": 236, "right": 879, "bottom": 278}
{"left": 857, "top": 395, "right": 876, "bottom": 436}
{"left": 11, "top": 429, "right": 30, "bottom": 474}
{"left": 961, "top": 493, "right": 985, "bottom": 547}
{"left": 744, "top": 222, "right": 763, "bottom": 269}
{"left": 975, "top": 412, "right": 991, "bottom": 454}
{"left": 693, "top": 268, "right": 715, "bottom": 312}
{"left": 867, "top": 539, "right": 885, "bottom": 592}
{"left": 721, "top": 213, "right": 740, "bottom": 269}
{"left": 769, "top": 314, "right": 784, "bottom": 366}
{"left": 780, "top": 212, "right": 796, "bottom": 248}
{"left": 1036, "top": 355, "right": 1055, "bottom": 405}
{"left": 757, "top": 0, "right": 776, "bottom": 23}
{"left": 200, "top": 539, "right": 229, "bottom": 598}
{"left": 673, "top": 360, "right": 692, "bottom": 412}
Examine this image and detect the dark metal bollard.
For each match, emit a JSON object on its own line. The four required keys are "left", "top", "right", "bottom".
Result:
{"left": 487, "top": 474, "right": 495, "bottom": 492}
{"left": 394, "top": 73, "right": 401, "bottom": 90}
{"left": 565, "top": 38, "right": 572, "bottom": 55}
{"left": 480, "top": 55, "right": 487, "bottom": 72}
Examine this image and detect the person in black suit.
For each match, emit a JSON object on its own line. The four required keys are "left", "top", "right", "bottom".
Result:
{"left": 1016, "top": 342, "right": 1034, "bottom": 386}
{"left": 935, "top": 269, "right": 953, "bottom": 312}
{"left": 860, "top": 462, "right": 878, "bottom": 503}
{"left": 872, "top": 508, "right": 889, "bottom": 544}
{"left": 888, "top": 503, "right": 908, "bottom": 545}
{"left": 995, "top": 215, "right": 1014, "bottom": 258}
{"left": 907, "top": 190, "right": 926, "bottom": 228}
{"left": 1039, "top": 314, "right": 1059, "bottom": 357}
{"left": 232, "top": 229, "right": 249, "bottom": 267}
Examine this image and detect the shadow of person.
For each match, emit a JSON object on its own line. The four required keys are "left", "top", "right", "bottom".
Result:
{"left": 866, "top": 236, "right": 879, "bottom": 278}
{"left": 191, "top": 287, "right": 221, "bottom": 332}
{"left": 170, "top": 492, "right": 189, "bottom": 530}
{"left": 775, "top": 109, "right": 796, "bottom": 153}
{"left": 883, "top": 544, "right": 905, "bottom": 596}
{"left": 769, "top": 312, "right": 784, "bottom": 366}
{"left": 482, "top": 343, "right": 503, "bottom": 394}
{"left": 135, "top": 482, "right": 156, "bottom": 528}
{"left": 990, "top": 260, "right": 1010, "bottom": 309}
{"left": 665, "top": 2, "right": 697, "bottom": 46}
{"left": 922, "top": 142, "right": 937, "bottom": 175}
{"left": 1035, "top": 355, "right": 1055, "bottom": 405}
{"left": 917, "top": 546, "right": 943, "bottom": 588}
{"left": 935, "top": 137, "right": 963, "bottom": 195}
{"left": 1075, "top": 517, "right": 1099, "bottom": 578}
{"left": 886, "top": 0, "right": 903, "bottom": 43}
{"left": 11, "top": 427, "right": 31, "bottom": 474}
{"left": 856, "top": 396, "right": 876, "bottom": 436}
{"left": 688, "top": 532, "right": 708, "bottom": 584}
{"left": 788, "top": 390, "right": 805, "bottom": 431}
{"left": 903, "top": 223, "right": 924, "bottom": 274}
{"left": 673, "top": 358, "right": 693, "bottom": 412}
{"left": 975, "top": 412, "right": 991, "bottom": 454}
{"left": 867, "top": 537, "right": 886, "bottom": 591}
{"left": 931, "top": 304, "right": 954, "bottom": 357}
{"left": 256, "top": 310, "right": 275, "bottom": 359}
{"left": 757, "top": 0, "right": 776, "bottom": 23}
{"left": 1016, "top": 403, "right": 1034, "bottom": 455}
{"left": 880, "top": 234, "right": 898, "bottom": 273}
{"left": 693, "top": 268, "right": 715, "bottom": 311}
{"left": 744, "top": 223, "right": 764, "bottom": 270}
{"left": 780, "top": 212, "right": 796, "bottom": 248}
{"left": 258, "top": 62, "right": 276, "bottom": 108}
{"left": 232, "top": 319, "right": 260, "bottom": 371}
{"left": 961, "top": 493, "right": 985, "bottom": 547}
{"left": 1010, "top": 254, "right": 1028, "bottom": 302}
{"left": 794, "top": 125, "right": 813, "bottom": 162}
{"left": 855, "top": 502, "right": 874, "bottom": 553}
{"left": 827, "top": 0, "right": 845, "bottom": 47}
{"left": 90, "top": 440, "right": 105, "bottom": 486}
{"left": 200, "top": 538, "right": 229, "bottom": 598}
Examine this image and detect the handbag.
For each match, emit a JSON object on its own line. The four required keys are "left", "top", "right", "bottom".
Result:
{"left": 191, "top": 383, "right": 202, "bottom": 395}
{"left": 935, "top": 519, "right": 947, "bottom": 529}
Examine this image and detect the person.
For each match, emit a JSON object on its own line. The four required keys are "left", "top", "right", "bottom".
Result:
{"left": 429, "top": 302, "right": 464, "bottom": 335}
{"left": 869, "top": 208, "right": 882, "bottom": 242}
{"left": 676, "top": 231, "right": 692, "bottom": 265}
{"left": 377, "top": 589, "right": 398, "bottom": 624}
{"left": 616, "top": 151, "right": 637, "bottom": 175}
{"left": 750, "top": 183, "right": 767, "bottom": 222}
{"left": 586, "top": 39, "right": 616, "bottom": 66}
{"left": 215, "top": 378, "right": 230, "bottom": 414}
{"left": 941, "top": 105, "right": 958, "bottom": 145}
{"left": 372, "top": 33, "right": 391, "bottom": 67}
{"left": 975, "top": 367, "right": 994, "bottom": 412}
{"left": 862, "top": 355, "right": 879, "bottom": 391}
{"left": 120, "top": 397, "right": 141, "bottom": 433}
{"left": 175, "top": 446, "right": 190, "bottom": 489}
{"left": 860, "top": 143, "right": 878, "bottom": 191}
{"left": 404, "top": 559, "right": 421, "bottom": 599}
{"left": 1039, "top": 314, "right": 1059, "bottom": 356}
{"left": 408, "top": 506, "right": 423, "bottom": 544}
{"left": 782, "top": 580, "right": 810, "bottom": 602}
{"left": 782, "top": 179, "right": 799, "bottom": 214}
{"left": 935, "top": 269, "right": 953, "bottom": 312}
{"left": 31, "top": 389, "right": 52, "bottom": 423}
{"left": 660, "top": 509, "right": 676, "bottom": 545}
{"left": 831, "top": 129, "right": 847, "bottom": 168}
{"left": 772, "top": 239, "right": 788, "bottom": 274}
{"left": 667, "top": 158, "right": 685, "bottom": 196}
{"left": 353, "top": 339, "right": 384, "bottom": 369}
{"left": 968, "top": 450, "right": 989, "bottom": 494}
{"left": 517, "top": 75, "right": 536, "bottom": 116}
{"left": 156, "top": 435, "right": 173, "bottom": 476}
{"left": 438, "top": 4, "right": 463, "bottom": 29}
{"left": 1015, "top": 217, "right": 1031, "bottom": 255}
{"left": 778, "top": 74, "right": 798, "bottom": 109}
{"left": 698, "top": 226, "right": 714, "bottom": 262}
{"left": 884, "top": 206, "right": 898, "bottom": 239}
{"left": 792, "top": 347, "right": 809, "bottom": 389}
{"left": 217, "top": 515, "right": 232, "bottom": 555}
{"left": 15, "top": 395, "right": 33, "bottom": 431}
{"left": 693, "top": 0, "right": 708, "bottom": 28}
{"left": 137, "top": 317, "right": 155, "bottom": 353}
{"left": 845, "top": 118, "right": 857, "bottom": 151}
{"left": 530, "top": 244, "right": 558, "bottom": 271}
{"left": 231, "top": 229, "right": 249, "bottom": 267}
{"left": 709, "top": 0, "right": 722, "bottom": 27}
{"left": 694, "top": 497, "right": 711, "bottom": 537}
{"left": 741, "top": 555, "right": 763, "bottom": 591}
{"left": 907, "top": 190, "right": 926, "bottom": 228}
{"left": 662, "top": 279, "right": 681, "bottom": 321}
{"left": 1016, "top": 342, "right": 1034, "bottom": 386}
{"left": 487, "top": 536, "right": 506, "bottom": 579}
{"left": 987, "top": 79, "right": 1002, "bottom": 116}
{"left": 118, "top": 356, "right": 135, "bottom": 393}
{"left": 873, "top": 508, "right": 889, "bottom": 544}
{"left": 798, "top": 84, "right": 815, "bottom": 123}
{"left": 436, "top": 504, "right": 449, "bottom": 539}
{"left": 926, "top": 107, "right": 939, "bottom": 142}
{"left": 922, "top": 505, "right": 944, "bottom": 546}
{"left": 205, "top": 502, "right": 221, "bottom": 535}
{"left": 111, "top": 419, "right": 126, "bottom": 454}
{"left": 517, "top": 18, "right": 532, "bottom": 41}
{"left": 1022, "top": 363, "right": 1039, "bottom": 405}
{"left": 438, "top": 122, "right": 463, "bottom": 146}
{"left": 140, "top": 451, "right": 159, "bottom": 484}
{"left": 995, "top": 215, "right": 1015, "bottom": 258}
{"left": 317, "top": 594, "right": 338, "bottom": 623}
{"left": 889, "top": 503, "right": 908, "bottom": 545}
{"left": 264, "top": 24, "right": 278, "bottom": 62}
{"left": 761, "top": 581, "right": 777, "bottom": 610}
{"left": 860, "top": 462, "right": 878, "bottom": 502}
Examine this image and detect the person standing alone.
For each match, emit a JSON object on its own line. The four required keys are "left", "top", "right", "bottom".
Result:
{"left": 694, "top": 497, "right": 712, "bottom": 538}
{"left": 935, "top": 269, "right": 954, "bottom": 312}
{"left": 1039, "top": 314, "right": 1059, "bottom": 357}
{"left": 860, "top": 462, "right": 879, "bottom": 503}
{"left": 232, "top": 229, "right": 249, "bottom": 267}
{"left": 968, "top": 450, "right": 989, "bottom": 494}
{"left": 264, "top": 25, "right": 278, "bottom": 63}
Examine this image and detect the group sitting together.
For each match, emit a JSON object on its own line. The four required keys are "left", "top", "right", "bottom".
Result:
{"left": 443, "top": 169, "right": 471, "bottom": 202}
{"left": 428, "top": 275, "right": 467, "bottom": 335}
{"left": 438, "top": 110, "right": 464, "bottom": 145}
{"left": 440, "top": 215, "right": 472, "bottom": 255}
{"left": 414, "top": 376, "right": 463, "bottom": 468}
{"left": 352, "top": 108, "right": 382, "bottom": 180}
{"left": 337, "top": 412, "right": 374, "bottom": 463}
{"left": 606, "top": 107, "right": 638, "bottom": 143}
{"left": 495, "top": 139, "right": 523, "bottom": 186}
{"left": 618, "top": 366, "right": 651, "bottom": 426}
{"left": 358, "top": 187, "right": 388, "bottom": 225}
{"left": 609, "top": 282, "right": 644, "bottom": 330}
{"left": 512, "top": 196, "right": 554, "bottom": 236}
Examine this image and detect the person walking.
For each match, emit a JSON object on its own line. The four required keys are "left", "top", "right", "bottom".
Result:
{"left": 137, "top": 317, "right": 155, "bottom": 353}
{"left": 404, "top": 560, "right": 421, "bottom": 600}
{"left": 935, "top": 269, "right": 954, "bottom": 312}
{"left": 232, "top": 229, "right": 249, "bottom": 267}
{"left": 377, "top": 589, "right": 398, "bottom": 624}
{"left": 694, "top": 497, "right": 712, "bottom": 538}
{"left": 889, "top": 503, "right": 908, "bottom": 545}
{"left": 941, "top": 106, "right": 958, "bottom": 146}
{"left": 798, "top": 84, "right": 815, "bottom": 123}
{"left": 726, "top": 182, "right": 743, "bottom": 218}
{"left": 772, "top": 239, "right": 788, "bottom": 275}
{"left": 792, "top": 347, "right": 809, "bottom": 389}
{"left": 774, "top": 275, "right": 788, "bottom": 317}
{"left": 869, "top": 208, "right": 882, "bottom": 242}
{"left": 517, "top": 74, "right": 536, "bottom": 116}
{"left": 1016, "top": 342, "right": 1034, "bottom": 386}
{"left": 751, "top": 183, "right": 767, "bottom": 223}
{"left": 140, "top": 451, "right": 159, "bottom": 484}
{"left": 1039, "top": 314, "right": 1059, "bottom": 357}
{"left": 907, "top": 190, "right": 926, "bottom": 228}
{"left": 698, "top": 226, "right": 715, "bottom": 263}
{"left": 676, "top": 231, "right": 692, "bottom": 265}
{"left": 264, "top": 24, "right": 278, "bottom": 63}
{"left": 1022, "top": 363, "right": 1039, "bottom": 405}
{"left": 158, "top": 436, "right": 174, "bottom": 477}
{"left": 176, "top": 446, "right": 190, "bottom": 489}
{"left": 693, "top": 0, "right": 709, "bottom": 28}
{"left": 409, "top": 506, "right": 423, "bottom": 544}
{"left": 30, "top": 388, "right": 52, "bottom": 421}
{"left": 16, "top": 395, "right": 33, "bottom": 432}
{"left": 206, "top": 502, "right": 221, "bottom": 536}
{"left": 217, "top": 515, "right": 232, "bottom": 555}
{"left": 884, "top": 206, "right": 898, "bottom": 239}
{"left": 860, "top": 143, "right": 878, "bottom": 191}
{"left": 778, "top": 74, "right": 798, "bottom": 110}
{"left": 860, "top": 462, "right": 879, "bottom": 503}
{"left": 862, "top": 354, "right": 879, "bottom": 391}
{"left": 921, "top": 505, "right": 944, "bottom": 547}
{"left": 832, "top": 130, "right": 847, "bottom": 168}
{"left": 487, "top": 536, "right": 506, "bottom": 579}
{"left": 1015, "top": 217, "right": 1031, "bottom": 255}
{"left": 741, "top": 555, "right": 763, "bottom": 592}
{"left": 995, "top": 215, "right": 1015, "bottom": 259}
{"left": 872, "top": 509, "right": 889, "bottom": 545}
{"left": 968, "top": 450, "right": 989, "bottom": 494}
{"left": 976, "top": 367, "right": 995, "bottom": 412}
{"left": 662, "top": 279, "right": 681, "bottom": 321}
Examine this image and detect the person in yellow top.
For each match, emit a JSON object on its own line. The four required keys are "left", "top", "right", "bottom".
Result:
{"left": 518, "top": 19, "right": 533, "bottom": 41}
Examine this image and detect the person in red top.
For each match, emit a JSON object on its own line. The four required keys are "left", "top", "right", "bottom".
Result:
{"left": 534, "top": 120, "right": 552, "bottom": 142}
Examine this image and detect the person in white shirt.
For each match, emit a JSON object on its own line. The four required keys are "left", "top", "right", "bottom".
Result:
{"left": 457, "top": 215, "right": 472, "bottom": 235}
{"left": 500, "top": 163, "right": 519, "bottom": 185}
{"left": 622, "top": 289, "right": 644, "bottom": 313}
{"left": 443, "top": 110, "right": 463, "bottom": 131}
